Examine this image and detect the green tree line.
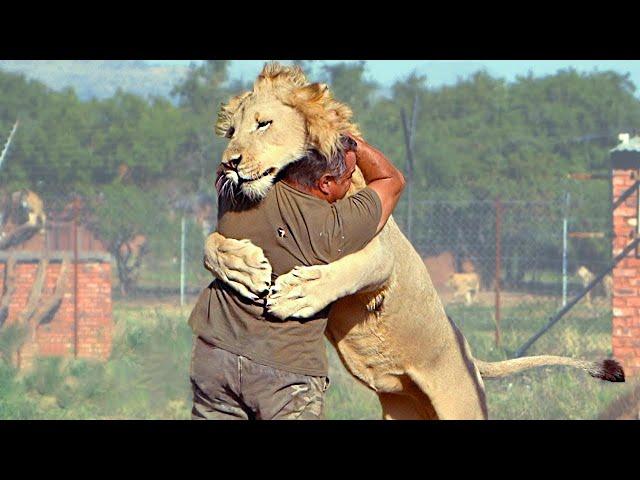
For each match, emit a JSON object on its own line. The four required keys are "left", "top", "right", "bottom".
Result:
{"left": 1, "top": 61, "right": 639, "bottom": 291}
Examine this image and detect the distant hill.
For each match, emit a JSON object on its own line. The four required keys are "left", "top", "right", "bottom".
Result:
{"left": 0, "top": 60, "right": 495, "bottom": 103}
{"left": 0, "top": 60, "right": 190, "bottom": 101}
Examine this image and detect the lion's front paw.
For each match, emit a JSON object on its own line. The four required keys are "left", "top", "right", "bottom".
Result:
{"left": 204, "top": 234, "right": 272, "bottom": 302}
{"left": 266, "top": 266, "right": 336, "bottom": 320}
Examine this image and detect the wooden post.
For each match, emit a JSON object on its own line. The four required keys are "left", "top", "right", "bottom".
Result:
{"left": 73, "top": 198, "right": 79, "bottom": 359}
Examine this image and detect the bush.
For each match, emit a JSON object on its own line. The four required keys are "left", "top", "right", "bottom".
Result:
{"left": 24, "top": 357, "right": 65, "bottom": 397}
{"left": 0, "top": 323, "right": 29, "bottom": 362}
{"left": 0, "top": 361, "right": 40, "bottom": 419}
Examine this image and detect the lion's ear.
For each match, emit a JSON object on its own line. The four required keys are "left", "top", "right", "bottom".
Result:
{"left": 292, "top": 83, "right": 329, "bottom": 104}
{"left": 289, "top": 83, "right": 360, "bottom": 158}
{"left": 215, "top": 92, "right": 251, "bottom": 137}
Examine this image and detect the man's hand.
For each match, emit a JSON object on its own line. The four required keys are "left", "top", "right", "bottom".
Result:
{"left": 204, "top": 232, "right": 273, "bottom": 302}
{"left": 347, "top": 135, "right": 406, "bottom": 233}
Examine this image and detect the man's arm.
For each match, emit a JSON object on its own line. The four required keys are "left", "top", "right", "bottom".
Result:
{"left": 352, "top": 136, "right": 406, "bottom": 233}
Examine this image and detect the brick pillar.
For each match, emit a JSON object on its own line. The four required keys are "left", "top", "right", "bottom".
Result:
{"left": 611, "top": 145, "right": 640, "bottom": 377}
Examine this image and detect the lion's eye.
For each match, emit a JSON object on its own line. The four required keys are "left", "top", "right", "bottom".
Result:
{"left": 225, "top": 127, "right": 235, "bottom": 139}
{"left": 257, "top": 120, "right": 273, "bottom": 132}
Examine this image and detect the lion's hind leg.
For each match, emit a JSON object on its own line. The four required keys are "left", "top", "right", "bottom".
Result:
{"left": 379, "top": 385, "right": 439, "bottom": 420}
{"left": 405, "top": 364, "right": 487, "bottom": 420}
{"left": 401, "top": 317, "right": 489, "bottom": 420}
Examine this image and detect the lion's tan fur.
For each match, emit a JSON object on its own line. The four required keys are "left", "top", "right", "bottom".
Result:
{"left": 206, "top": 62, "right": 623, "bottom": 420}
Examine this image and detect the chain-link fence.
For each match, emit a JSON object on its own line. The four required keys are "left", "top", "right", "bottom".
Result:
{"left": 2, "top": 181, "right": 613, "bottom": 361}
{"left": 394, "top": 182, "right": 613, "bottom": 361}
{"left": 131, "top": 194, "right": 217, "bottom": 305}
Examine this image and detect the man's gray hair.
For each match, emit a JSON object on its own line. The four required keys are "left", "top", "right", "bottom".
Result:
{"left": 281, "top": 136, "right": 356, "bottom": 189}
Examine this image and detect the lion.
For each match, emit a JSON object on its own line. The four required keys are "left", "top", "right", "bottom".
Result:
{"left": 203, "top": 62, "right": 624, "bottom": 420}
{"left": 1, "top": 189, "right": 46, "bottom": 232}
{"left": 19, "top": 189, "right": 46, "bottom": 234}
{"left": 0, "top": 189, "right": 47, "bottom": 249}
{"left": 576, "top": 266, "right": 613, "bottom": 308}
{"left": 447, "top": 272, "right": 480, "bottom": 306}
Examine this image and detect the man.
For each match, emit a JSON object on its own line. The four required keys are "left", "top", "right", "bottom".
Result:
{"left": 188, "top": 136, "right": 405, "bottom": 420}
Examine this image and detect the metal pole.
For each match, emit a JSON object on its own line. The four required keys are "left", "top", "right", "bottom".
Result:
{"left": 410, "top": 93, "right": 419, "bottom": 151}
{"left": 562, "top": 192, "right": 570, "bottom": 307}
{"left": 180, "top": 216, "right": 186, "bottom": 307}
{"left": 401, "top": 109, "right": 415, "bottom": 242}
{"left": 495, "top": 198, "right": 502, "bottom": 348}
{"left": 409, "top": 94, "right": 419, "bottom": 243}
{"left": 0, "top": 120, "right": 19, "bottom": 172}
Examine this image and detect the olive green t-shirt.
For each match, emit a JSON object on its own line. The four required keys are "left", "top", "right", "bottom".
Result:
{"left": 188, "top": 181, "right": 382, "bottom": 377}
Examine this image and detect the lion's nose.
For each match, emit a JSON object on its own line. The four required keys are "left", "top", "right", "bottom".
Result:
{"left": 223, "top": 154, "right": 242, "bottom": 171}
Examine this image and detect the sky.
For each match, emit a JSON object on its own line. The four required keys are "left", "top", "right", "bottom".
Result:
{"left": 146, "top": 60, "right": 640, "bottom": 91}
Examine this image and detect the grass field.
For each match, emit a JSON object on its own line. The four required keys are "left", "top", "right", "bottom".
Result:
{"left": 0, "top": 293, "right": 635, "bottom": 420}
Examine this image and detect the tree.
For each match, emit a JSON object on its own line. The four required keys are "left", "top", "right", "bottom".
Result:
{"left": 320, "top": 61, "right": 379, "bottom": 118}
{"left": 170, "top": 61, "right": 231, "bottom": 115}
{"left": 83, "top": 184, "right": 157, "bottom": 296}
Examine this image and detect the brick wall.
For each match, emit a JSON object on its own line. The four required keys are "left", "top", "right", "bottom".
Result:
{"left": 611, "top": 168, "right": 640, "bottom": 377}
{"left": 0, "top": 255, "right": 113, "bottom": 370}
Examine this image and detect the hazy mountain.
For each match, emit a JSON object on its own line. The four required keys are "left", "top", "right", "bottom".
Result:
{"left": 9, "top": 60, "right": 630, "bottom": 104}
{"left": 0, "top": 60, "right": 190, "bottom": 101}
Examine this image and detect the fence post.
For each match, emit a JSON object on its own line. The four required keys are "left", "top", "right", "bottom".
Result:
{"left": 495, "top": 197, "right": 502, "bottom": 348}
{"left": 562, "top": 192, "right": 570, "bottom": 307}
{"left": 180, "top": 216, "right": 186, "bottom": 307}
{"left": 73, "top": 197, "right": 79, "bottom": 359}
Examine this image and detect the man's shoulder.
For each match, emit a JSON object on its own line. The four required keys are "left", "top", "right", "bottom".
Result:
{"left": 333, "top": 187, "right": 382, "bottom": 219}
{"left": 275, "top": 181, "right": 326, "bottom": 204}
{"left": 327, "top": 187, "right": 383, "bottom": 259}
{"left": 274, "top": 181, "right": 333, "bottom": 218}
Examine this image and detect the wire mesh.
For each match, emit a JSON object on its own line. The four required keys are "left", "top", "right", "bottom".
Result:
{"left": 395, "top": 184, "right": 613, "bottom": 360}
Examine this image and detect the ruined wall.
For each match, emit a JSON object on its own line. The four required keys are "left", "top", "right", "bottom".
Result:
{"left": 0, "top": 253, "right": 113, "bottom": 370}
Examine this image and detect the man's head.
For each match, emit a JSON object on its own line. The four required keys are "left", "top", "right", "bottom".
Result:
{"left": 280, "top": 136, "right": 358, "bottom": 203}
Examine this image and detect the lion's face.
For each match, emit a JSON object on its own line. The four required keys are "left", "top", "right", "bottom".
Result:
{"left": 215, "top": 62, "right": 360, "bottom": 203}
{"left": 217, "top": 92, "right": 308, "bottom": 201}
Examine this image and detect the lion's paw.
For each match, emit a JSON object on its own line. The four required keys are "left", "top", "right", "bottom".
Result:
{"left": 266, "top": 266, "right": 335, "bottom": 320}
{"left": 204, "top": 234, "right": 273, "bottom": 301}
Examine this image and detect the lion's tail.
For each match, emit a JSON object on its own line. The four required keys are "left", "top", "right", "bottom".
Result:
{"left": 474, "top": 356, "right": 625, "bottom": 382}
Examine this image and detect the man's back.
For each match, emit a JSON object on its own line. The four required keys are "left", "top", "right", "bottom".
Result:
{"left": 189, "top": 181, "right": 381, "bottom": 377}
